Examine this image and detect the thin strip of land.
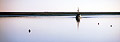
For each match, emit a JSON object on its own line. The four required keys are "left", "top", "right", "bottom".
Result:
{"left": 0, "top": 12, "right": 120, "bottom": 16}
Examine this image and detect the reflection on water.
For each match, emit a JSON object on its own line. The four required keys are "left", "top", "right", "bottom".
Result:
{"left": 0, "top": 15, "right": 120, "bottom": 42}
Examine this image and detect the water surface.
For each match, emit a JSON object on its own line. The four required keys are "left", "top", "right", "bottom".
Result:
{"left": 0, "top": 15, "right": 120, "bottom": 42}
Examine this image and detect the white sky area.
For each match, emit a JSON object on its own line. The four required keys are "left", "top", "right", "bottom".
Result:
{"left": 0, "top": 0, "right": 120, "bottom": 12}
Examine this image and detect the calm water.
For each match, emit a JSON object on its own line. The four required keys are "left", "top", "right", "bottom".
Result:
{"left": 0, "top": 15, "right": 120, "bottom": 42}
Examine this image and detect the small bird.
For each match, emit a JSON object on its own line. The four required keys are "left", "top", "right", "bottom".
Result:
{"left": 98, "top": 23, "right": 99, "bottom": 25}
{"left": 110, "top": 25, "right": 112, "bottom": 27}
{"left": 29, "top": 29, "right": 31, "bottom": 33}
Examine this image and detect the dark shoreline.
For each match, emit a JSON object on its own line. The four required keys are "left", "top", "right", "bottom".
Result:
{"left": 0, "top": 12, "right": 120, "bottom": 16}
{"left": 0, "top": 12, "right": 120, "bottom": 14}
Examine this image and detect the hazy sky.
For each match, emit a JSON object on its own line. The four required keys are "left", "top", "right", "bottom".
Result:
{"left": 0, "top": 0, "right": 120, "bottom": 12}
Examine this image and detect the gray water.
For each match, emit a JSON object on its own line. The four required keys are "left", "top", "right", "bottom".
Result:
{"left": 0, "top": 15, "right": 120, "bottom": 42}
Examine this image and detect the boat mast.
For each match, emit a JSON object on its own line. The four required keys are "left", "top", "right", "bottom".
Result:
{"left": 77, "top": 7, "right": 79, "bottom": 14}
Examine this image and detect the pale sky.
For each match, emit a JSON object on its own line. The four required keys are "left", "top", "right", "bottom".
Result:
{"left": 0, "top": 0, "right": 120, "bottom": 12}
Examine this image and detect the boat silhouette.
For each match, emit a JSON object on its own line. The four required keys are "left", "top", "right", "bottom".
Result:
{"left": 76, "top": 7, "right": 81, "bottom": 29}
